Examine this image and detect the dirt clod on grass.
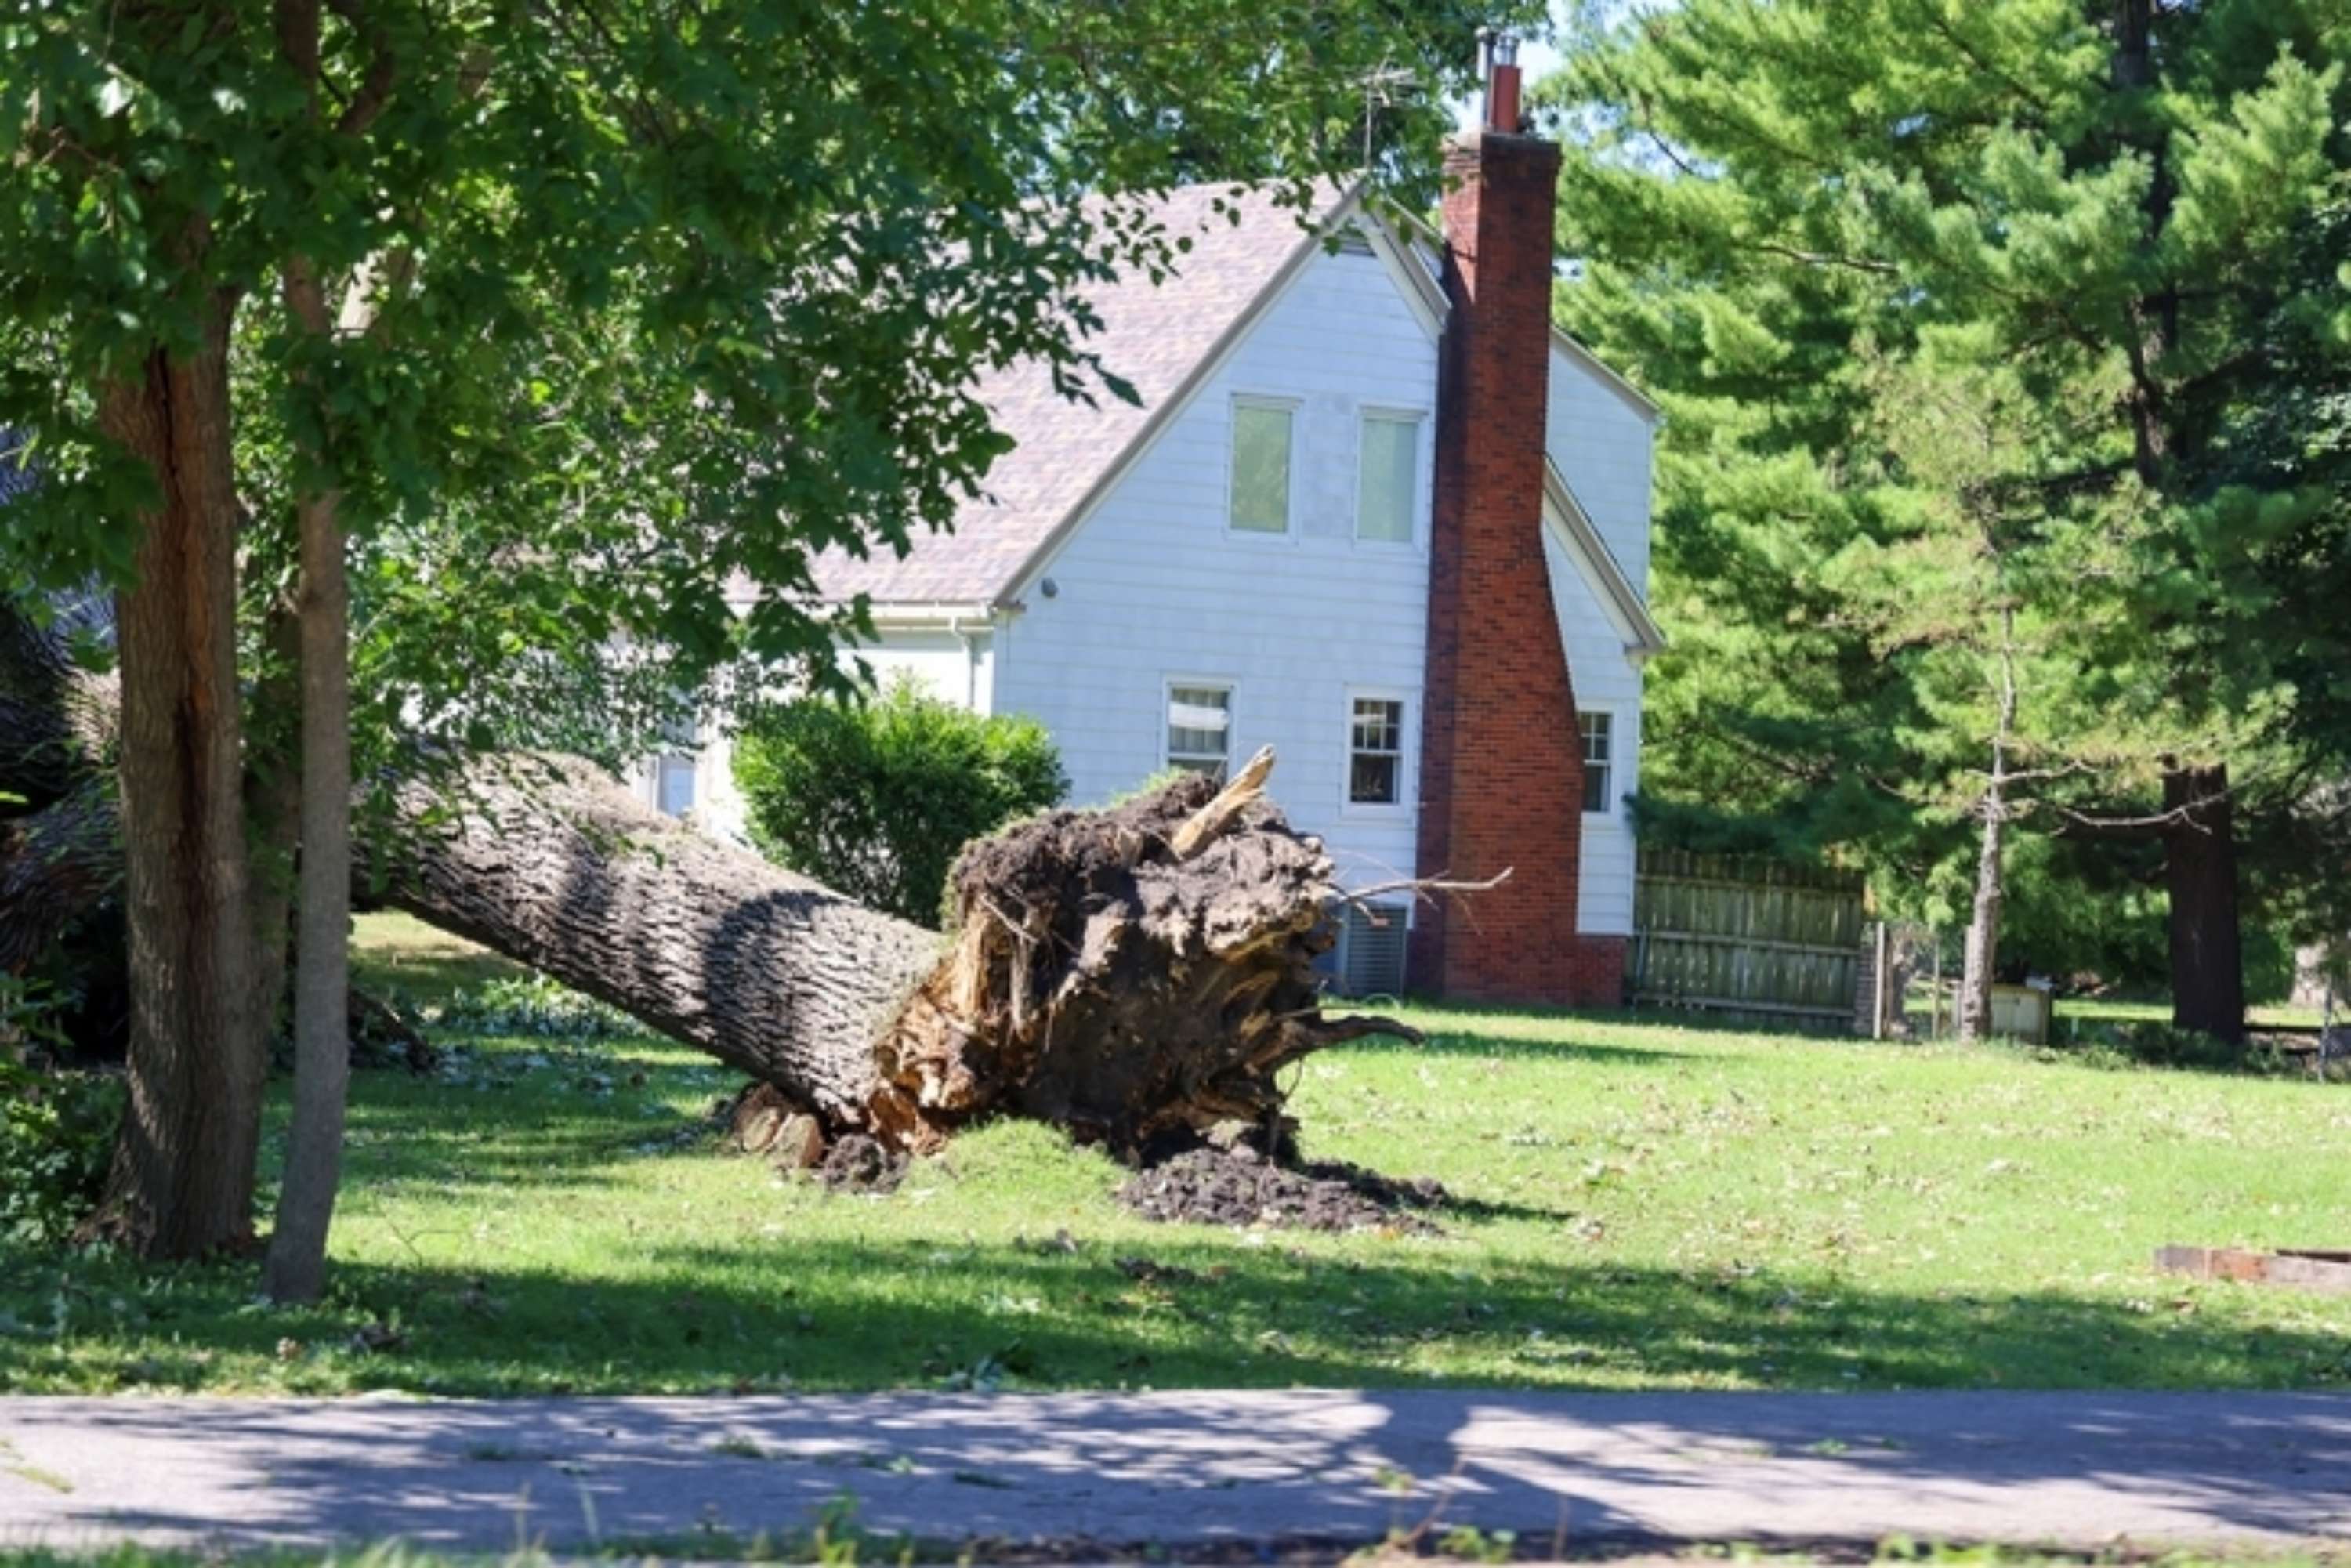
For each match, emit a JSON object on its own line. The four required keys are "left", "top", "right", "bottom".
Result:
{"left": 1117, "top": 1143, "right": 1445, "bottom": 1233}
{"left": 819, "top": 1132, "right": 910, "bottom": 1194}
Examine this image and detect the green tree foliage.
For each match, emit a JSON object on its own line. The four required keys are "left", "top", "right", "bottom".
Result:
{"left": 734, "top": 677, "right": 1067, "bottom": 925}
{"left": 1546, "top": 0, "right": 2351, "bottom": 1025}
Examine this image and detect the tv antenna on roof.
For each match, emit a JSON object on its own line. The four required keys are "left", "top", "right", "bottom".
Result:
{"left": 1356, "top": 58, "right": 1419, "bottom": 171}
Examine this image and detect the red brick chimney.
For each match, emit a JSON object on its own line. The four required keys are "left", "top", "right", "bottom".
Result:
{"left": 1411, "top": 34, "right": 1613, "bottom": 1007}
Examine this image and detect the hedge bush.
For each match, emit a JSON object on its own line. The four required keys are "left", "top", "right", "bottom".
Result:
{"left": 2, "top": 977, "right": 121, "bottom": 1244}
{"left": 733, "top": 675, "right": 1067, "bottom": 925}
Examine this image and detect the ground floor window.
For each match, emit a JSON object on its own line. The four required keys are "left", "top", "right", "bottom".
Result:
{"left": 1349, "top": 696, "right": 1405, "bottom": 806}
{"left": 1166, "top": 683, "right": 1232, "bottom": 777}
{"left": 1580, "top": 710, "right": 1614, "bottom": 813}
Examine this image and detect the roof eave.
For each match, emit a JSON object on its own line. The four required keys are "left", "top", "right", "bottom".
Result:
{"left": 1542, "top": 458, "right": 1667, "bottom": 658}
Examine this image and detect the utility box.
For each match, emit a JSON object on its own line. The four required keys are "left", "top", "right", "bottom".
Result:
{"left": 1989, "top": 983, "right": 2052, "bottom": 1044}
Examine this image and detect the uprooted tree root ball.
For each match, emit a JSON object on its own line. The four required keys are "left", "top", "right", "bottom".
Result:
{"left": 869, "top": 747, "right": 1424, "bottom": 1153}
{"left": 1117, "top": 1143, "right": 1447, "bottom": 1234}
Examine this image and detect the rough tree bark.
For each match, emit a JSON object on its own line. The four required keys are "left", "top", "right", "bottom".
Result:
{"left": 94, "top": 295, "right": 272, "bottom": 1260}
{"left": 2, "top": 617, "right": 1411, "bottom": 1156}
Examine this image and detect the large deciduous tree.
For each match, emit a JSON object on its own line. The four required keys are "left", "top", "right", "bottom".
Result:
{"left": 0, "top": 0, "right": 1526, "bottom": 1267}
{"left": 1545, "top": 0, "right": 2351, "bottom": 1040}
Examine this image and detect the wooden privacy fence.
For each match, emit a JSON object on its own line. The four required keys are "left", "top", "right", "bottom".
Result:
{"left": 1628, "top": 849, "right": 1868, "bottom": 1032}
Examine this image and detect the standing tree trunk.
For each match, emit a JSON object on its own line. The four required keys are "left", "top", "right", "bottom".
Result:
{"left": 2164, "top": 763, "right": 2246, "bottom": 1044}
{"left": 262, "top": 481, "right": 351, "bottom": 1302}
{"left": 1957, "top": 795, "right": 2006, "bottom": 1044}
{"left": 259, "top": 0, "right": 398, "bottom": 1295}
{"left": 1958, "top": 606, "right": 2019, "bottom": 1045}
{"left": 96, "top": 295, "right": 269, "bottom": 1259}
{"left": 2109, "top": 0, "right": 2246, "bottom": 1044}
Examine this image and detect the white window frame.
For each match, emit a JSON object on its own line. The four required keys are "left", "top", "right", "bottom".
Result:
{"left": 1580, "top": 709, "right": 1615, "bottom": 815}
{"left": 1164, "top": 677, "right": 1236, "bottom": 778}
{"left": 649, "top": 713, "right": 702, "bottom": 820}
{"left": 1226, "top": 393, "right": 1300, "bottom": 539}
{"left": 1342, "top": 686, "right": 1415, "bottom": 816}
{"left": 1354, "top": 406, "right": 1428, "bottom": 549}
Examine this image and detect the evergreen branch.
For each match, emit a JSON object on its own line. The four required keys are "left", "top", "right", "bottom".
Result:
{"left": 1748, "top": 241, "right": 1896, "bottom": 276}
{"left": 2047, "top": 803, "right": 2193, "bottom": 840}
{"left": 1921, "top": 13, "right": 2054, "bottom": 119}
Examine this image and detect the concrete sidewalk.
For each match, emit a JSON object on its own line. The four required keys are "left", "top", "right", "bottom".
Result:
{"left": 4, "top": 1391, "right": 2348, "bottom": 1557}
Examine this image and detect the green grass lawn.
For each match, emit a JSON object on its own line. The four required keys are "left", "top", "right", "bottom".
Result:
{"left": 3, "top": 916, "right": 2349, "bottom": 1397}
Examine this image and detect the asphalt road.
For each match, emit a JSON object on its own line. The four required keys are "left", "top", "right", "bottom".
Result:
{"left": 5, "top": 1390, "right": 2349, "bottom": 1557}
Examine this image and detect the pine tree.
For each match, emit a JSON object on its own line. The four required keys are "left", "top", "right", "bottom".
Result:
{"left": 1547, "top": 0, "right": 2351, "bottom": 1039}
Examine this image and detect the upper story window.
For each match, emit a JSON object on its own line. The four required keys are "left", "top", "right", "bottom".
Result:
{"left": 1229, "top": 399, "right": 1294, "bottom": 534}
{"left": 1356, "top": 411, "right": 1422, "bottom": 544}
{"left": 1580, "top": 711, "right": 1614, "bottom": 814}
{"left": 1166, "top": 683, "right": 1232, "bottom": 777}
{"left": 1349, "top": 696, "right": 1405, "bottom": 806}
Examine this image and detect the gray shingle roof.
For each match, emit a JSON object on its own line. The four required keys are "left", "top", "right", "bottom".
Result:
{"left": 809, "top": 183, "right": 1346, "bottom": 607}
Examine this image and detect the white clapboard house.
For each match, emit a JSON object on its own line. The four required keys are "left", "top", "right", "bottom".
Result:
{"left": 653, "top": 54, "right": 1661, "bottom": 1005}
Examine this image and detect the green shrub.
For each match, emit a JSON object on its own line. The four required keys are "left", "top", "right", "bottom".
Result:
{"left": 427, "top": 974, "right": 639, "bottom": 1040}
{"left": 1, "top": 977, "right": 121, "bottom": 1245}
{"left": 733, "top": 675, "right": 1067, "bottom": 924}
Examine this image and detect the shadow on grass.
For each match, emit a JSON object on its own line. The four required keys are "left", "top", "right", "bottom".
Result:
{"left": 3, "top": 1243, "right": 2349, "bottom": 1552}
{"left": 7, "top": 1231, "right": 2347, "bottom": 1402}
{"left": 273, "top": 1056, "right": 729, "bottom": 1205}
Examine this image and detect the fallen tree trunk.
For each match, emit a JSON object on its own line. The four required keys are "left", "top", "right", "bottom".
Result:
{"left": 383, "top": 745, "right": 1374, "bottom": 1151}
{"left": 3, "top": 611, "right": 1410, "bottom": 1154}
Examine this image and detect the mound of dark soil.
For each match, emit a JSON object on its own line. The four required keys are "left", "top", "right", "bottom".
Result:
{"left": 1117, "top": 1143, "right": 1445, "bottom": 1233}
{"left": 819, "top": 1132, "right": 910, "bottom": 1193}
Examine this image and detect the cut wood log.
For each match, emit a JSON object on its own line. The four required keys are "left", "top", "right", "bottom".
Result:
{"left": 2, "top": 606, "right": 1411, "bottom": 1154}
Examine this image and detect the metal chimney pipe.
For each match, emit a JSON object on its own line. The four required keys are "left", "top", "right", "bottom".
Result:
{"left": 1480, "top": 29, "right": 1523, "bottom": 133}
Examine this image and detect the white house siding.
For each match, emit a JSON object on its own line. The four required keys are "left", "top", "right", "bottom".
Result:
{"left": 1542, "top": 520, "right": 1642, "bottom": 937}
{"left": 1542, "top": 344, "right": 1654, "bottom": 939}
{"left": 991, "top": 245, "right": 1438, "bottom": 893}
{"left": 842, "top": 625, "right": 994, "bottom": 714}
{"left": 1545, "top": 346, "right": 1654, "bottom": 596}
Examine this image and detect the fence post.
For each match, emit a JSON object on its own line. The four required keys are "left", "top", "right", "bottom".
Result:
{"left": 1872, "top": 920, "right": 1890, "bottom": 1039}
{"left": 1929, "top": 936, "right": 1942, "bottom": 1039}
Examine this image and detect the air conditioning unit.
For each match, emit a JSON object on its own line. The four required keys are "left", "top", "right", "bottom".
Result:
{"left": 1335, "top": 901, "right": 1410, "bottom": 998}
